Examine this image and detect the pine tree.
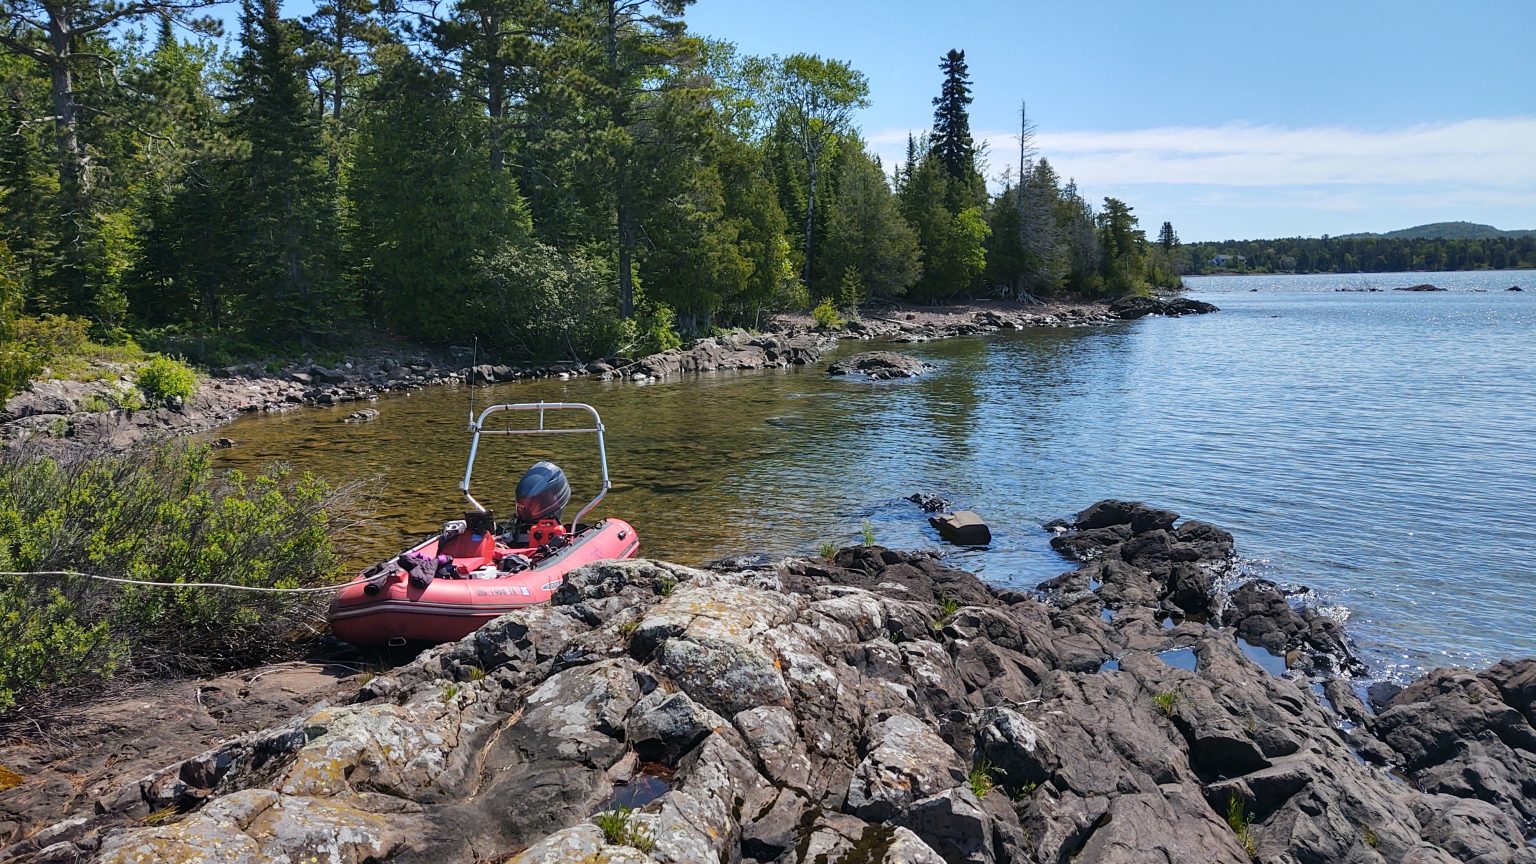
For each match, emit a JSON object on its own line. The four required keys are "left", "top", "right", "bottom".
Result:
{"left": 930, "top": 49, "right": 975, "bottom": 183}
{"left": 227, "top": 0, "right": 341, "bottom": 343}
{"left": 0, "top": 74, "right": 57, "bottom": 297}
{"left": 1158, "top": 221, "right": 1179, "bottom": 252}
{"left": 349, "top": 46, "right": 528, "bottom": 341}
{"left": 818, "top": 143, "right": 919, "bottom": 299}
{"left": 300, "top": 0, "right": 388, "bottom": 176}
{"left": 0, "top": 0, "right": 219, "bottom": 320}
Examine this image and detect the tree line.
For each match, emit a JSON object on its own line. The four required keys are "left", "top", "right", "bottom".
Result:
{"left": 1183, "top": 235, "right": 1536, "bottom": 276}
{"left": 2, "top": 0, "right": 1178, "bottom": 367}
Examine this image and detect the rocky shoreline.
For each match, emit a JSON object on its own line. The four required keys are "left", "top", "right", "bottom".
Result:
{"left": 1, "top": 297, "right": 1217, "bottom": 452}
{"left": 4, "top": 501, "right": 1531, "bottom": 863}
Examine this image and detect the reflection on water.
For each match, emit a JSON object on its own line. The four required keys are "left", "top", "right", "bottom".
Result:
{"left": 216, "top": 271, "right": 1536, "bottom": 677}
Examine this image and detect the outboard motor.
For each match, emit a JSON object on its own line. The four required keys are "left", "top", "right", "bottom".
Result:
{"left": 515, "top": 461, "right": 572, "bottom": 526}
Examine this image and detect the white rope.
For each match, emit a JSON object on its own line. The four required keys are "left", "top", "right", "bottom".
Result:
{"left": 0, "top": 570, "right": 368, "bottom": 594}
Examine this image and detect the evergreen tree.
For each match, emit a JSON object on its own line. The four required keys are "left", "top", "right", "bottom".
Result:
{"left": 1061, "top": 180, "right": 1102, "bottom": 292}
{"left": 931, "top": 49, "right": 975, "bottom": 182}
{"left": 349, "top": 46, "right": 528, "bottom": 341}
{"left": 0, "top": 0, "right": 219, "bottom": 320}
{"left": 1016, "top": 158, "right": 1066, "bottom": 295}
{"left": 227, "top": 0, "right": 341, "bottom": 343}
{"left": 125, "top": 19, "right": 236, "bottom": 333}
{"left": 900, "top": 142, "right": 988, "bottom": 301}
{"left": 818, "top": 142, "right": 919, "bottom": 299}
{"left": 0, "top": 68, "right": 57, "bottom": 298}
{"left": 300, "top": 0, "right": 388, "bottom": 176}
{"left": 1097, "top": 197, "right": 1147, "bottom": 295}
{"left": 1158, "top": 221, "right": 1179, "bottom": 252}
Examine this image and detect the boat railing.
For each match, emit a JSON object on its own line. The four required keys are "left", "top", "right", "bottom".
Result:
{"left": 461, "top": 402, "right": 611, "bottom": 532}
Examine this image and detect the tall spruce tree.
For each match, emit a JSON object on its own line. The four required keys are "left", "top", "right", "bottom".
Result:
{"left": 0, "top": 0, "right": 220, "bottom": 320}
{"left": 301, "top": 0, "right": 388, "bottom": 176}
{"left": 349, "top": 46, "right": 528, "bottom": 341}
{"left": 0, "top": 72, "right": 56, "bottom": 297}
{"left": 228, "top": 0, "right": 341, "bottom": 343}
{"left": 1158, "top": 221, "right": 1179, "bottom": 252}
{"left": 930, "top": 49, "right": 974, "bottom": 182}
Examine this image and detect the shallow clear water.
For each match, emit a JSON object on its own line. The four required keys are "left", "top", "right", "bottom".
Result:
{"left": 216, "top": 269, "right": 1535, "bottom": 678}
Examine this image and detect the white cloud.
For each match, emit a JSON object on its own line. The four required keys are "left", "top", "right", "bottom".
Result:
{"left": 868, "top": 117, "right": 1536, "bottom": 189}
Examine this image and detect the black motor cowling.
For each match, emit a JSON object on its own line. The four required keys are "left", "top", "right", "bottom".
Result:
{"left": 515, "top": 461, "right": 571, "bottom": 524}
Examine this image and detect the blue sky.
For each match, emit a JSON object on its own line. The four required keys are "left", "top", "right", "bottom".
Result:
{"left": 686, "top": 0, "right": 1536, "bottom": 240}
{"left": 244, "top": 0, "right": 1536, "bottom": 240}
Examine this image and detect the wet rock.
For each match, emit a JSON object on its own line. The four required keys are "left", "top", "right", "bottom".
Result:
{"left": 1396, "top": 283, "right": 1446, "bottom": 291}
{"left": 1049, "top": 524, "right": 1132, "bottom": 559}
{"left": 1071, "top": 499, "right": 1141, "bottom": 529}
{"left": 1164, "top": 297, "right": 1221, "bottom": 315}
{"left": 827, "top": 351, "right": 936, "bottom": 380}
{"left": 1509, "top": 285, "right": 1524, "bottom": 292}
{"left": 929, "top": 510, "right": 992, "bottom": 546}
{"left": 907, "top": 492, "right": 952, "bottom": 513}
{"left": 340, "top": 407, "right": 379, "bottom": 423}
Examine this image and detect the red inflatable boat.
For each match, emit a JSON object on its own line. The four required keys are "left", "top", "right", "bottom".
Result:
{"left": 328, "top": 402, "right": 640, "bottom": 645}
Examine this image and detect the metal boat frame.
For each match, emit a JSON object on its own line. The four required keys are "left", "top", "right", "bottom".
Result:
{"left": 460, "top": 402, "right": 611, "bottom": 531}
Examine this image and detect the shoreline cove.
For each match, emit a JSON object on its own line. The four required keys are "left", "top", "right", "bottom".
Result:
{"left": 0, "top": 297, "right": 1210, "bottom": 453}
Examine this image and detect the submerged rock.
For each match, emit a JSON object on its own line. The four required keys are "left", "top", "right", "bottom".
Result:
{"left": 827, "top": 351, "right": 936, "bottom": 380}
{"left": 9, "top": 508, "right": 1536, "bottom": 864}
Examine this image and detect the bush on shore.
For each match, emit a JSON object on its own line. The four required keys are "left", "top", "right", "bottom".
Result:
{"left": 135, "top": 355, "right": 199, "bottom": 403}
{"left": 0, "top": 442, "right": 356, "bottom": 711}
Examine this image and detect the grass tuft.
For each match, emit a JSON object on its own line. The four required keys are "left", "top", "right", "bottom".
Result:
{"left": 819, "top": 541, "right": 838, "bottom": 559}
{"left": 1226, "top": 792, "right": 1258, "bottom": 860}
{"left": 860, "top": 519, "right": 876, "bottom": 546}
{"left": 142, "top": 805, "right": 181, "bottom": 826}
{"left": 594, "top": 806, "right": 655, "bottom": 852}
{"left": 967, "top": 760, "right": 997, "bottom": 798}
{"left": 1154, "top": 689, "right": 1181, "bottom": 717}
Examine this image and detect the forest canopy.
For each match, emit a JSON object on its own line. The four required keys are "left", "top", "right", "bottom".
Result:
{"left": 1, "top": 0, "right": 1180, "bottom": 369}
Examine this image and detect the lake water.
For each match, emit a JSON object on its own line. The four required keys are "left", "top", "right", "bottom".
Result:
{"left": 216, "top": 270, "right": 1535, "bottom": 679}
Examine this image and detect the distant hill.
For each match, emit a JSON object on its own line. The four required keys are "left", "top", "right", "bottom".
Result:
{"left": 1338, "top": 222, "right": 1536, "bottom": 241}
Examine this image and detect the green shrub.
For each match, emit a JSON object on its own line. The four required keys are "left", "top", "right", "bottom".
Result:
{"left": 0, "top": 314, "right": 93, "bottom": 402}
{"left": 811, "top": 295, "right": 842, "bottom": 329}
{"left": 0, "top": 442, "right": 354, "bottom": 711}
{"left": 837, "top": 266, "right": 867, "bottom": 312}
{"left": 640, "top": 303, "right": 683, "bottom": 353}
{"left": 1155, "top": 689, "right": 1181, "bottom": 717}
{"left": 480, "top": 241, "right": 632, "bottom": 362}
{"left": 136, "top": 355, "right": 198, "bottom": 402}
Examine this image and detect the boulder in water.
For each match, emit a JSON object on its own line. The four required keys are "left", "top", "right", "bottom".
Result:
{"left": 827, "top": 351, "right": 935, "bottom": 380}
{"left": 929, "top": 510, "right": 991, "bottom": 546}
{"left": 1395, "top": 283, "right": 1446, "bottom": 292}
